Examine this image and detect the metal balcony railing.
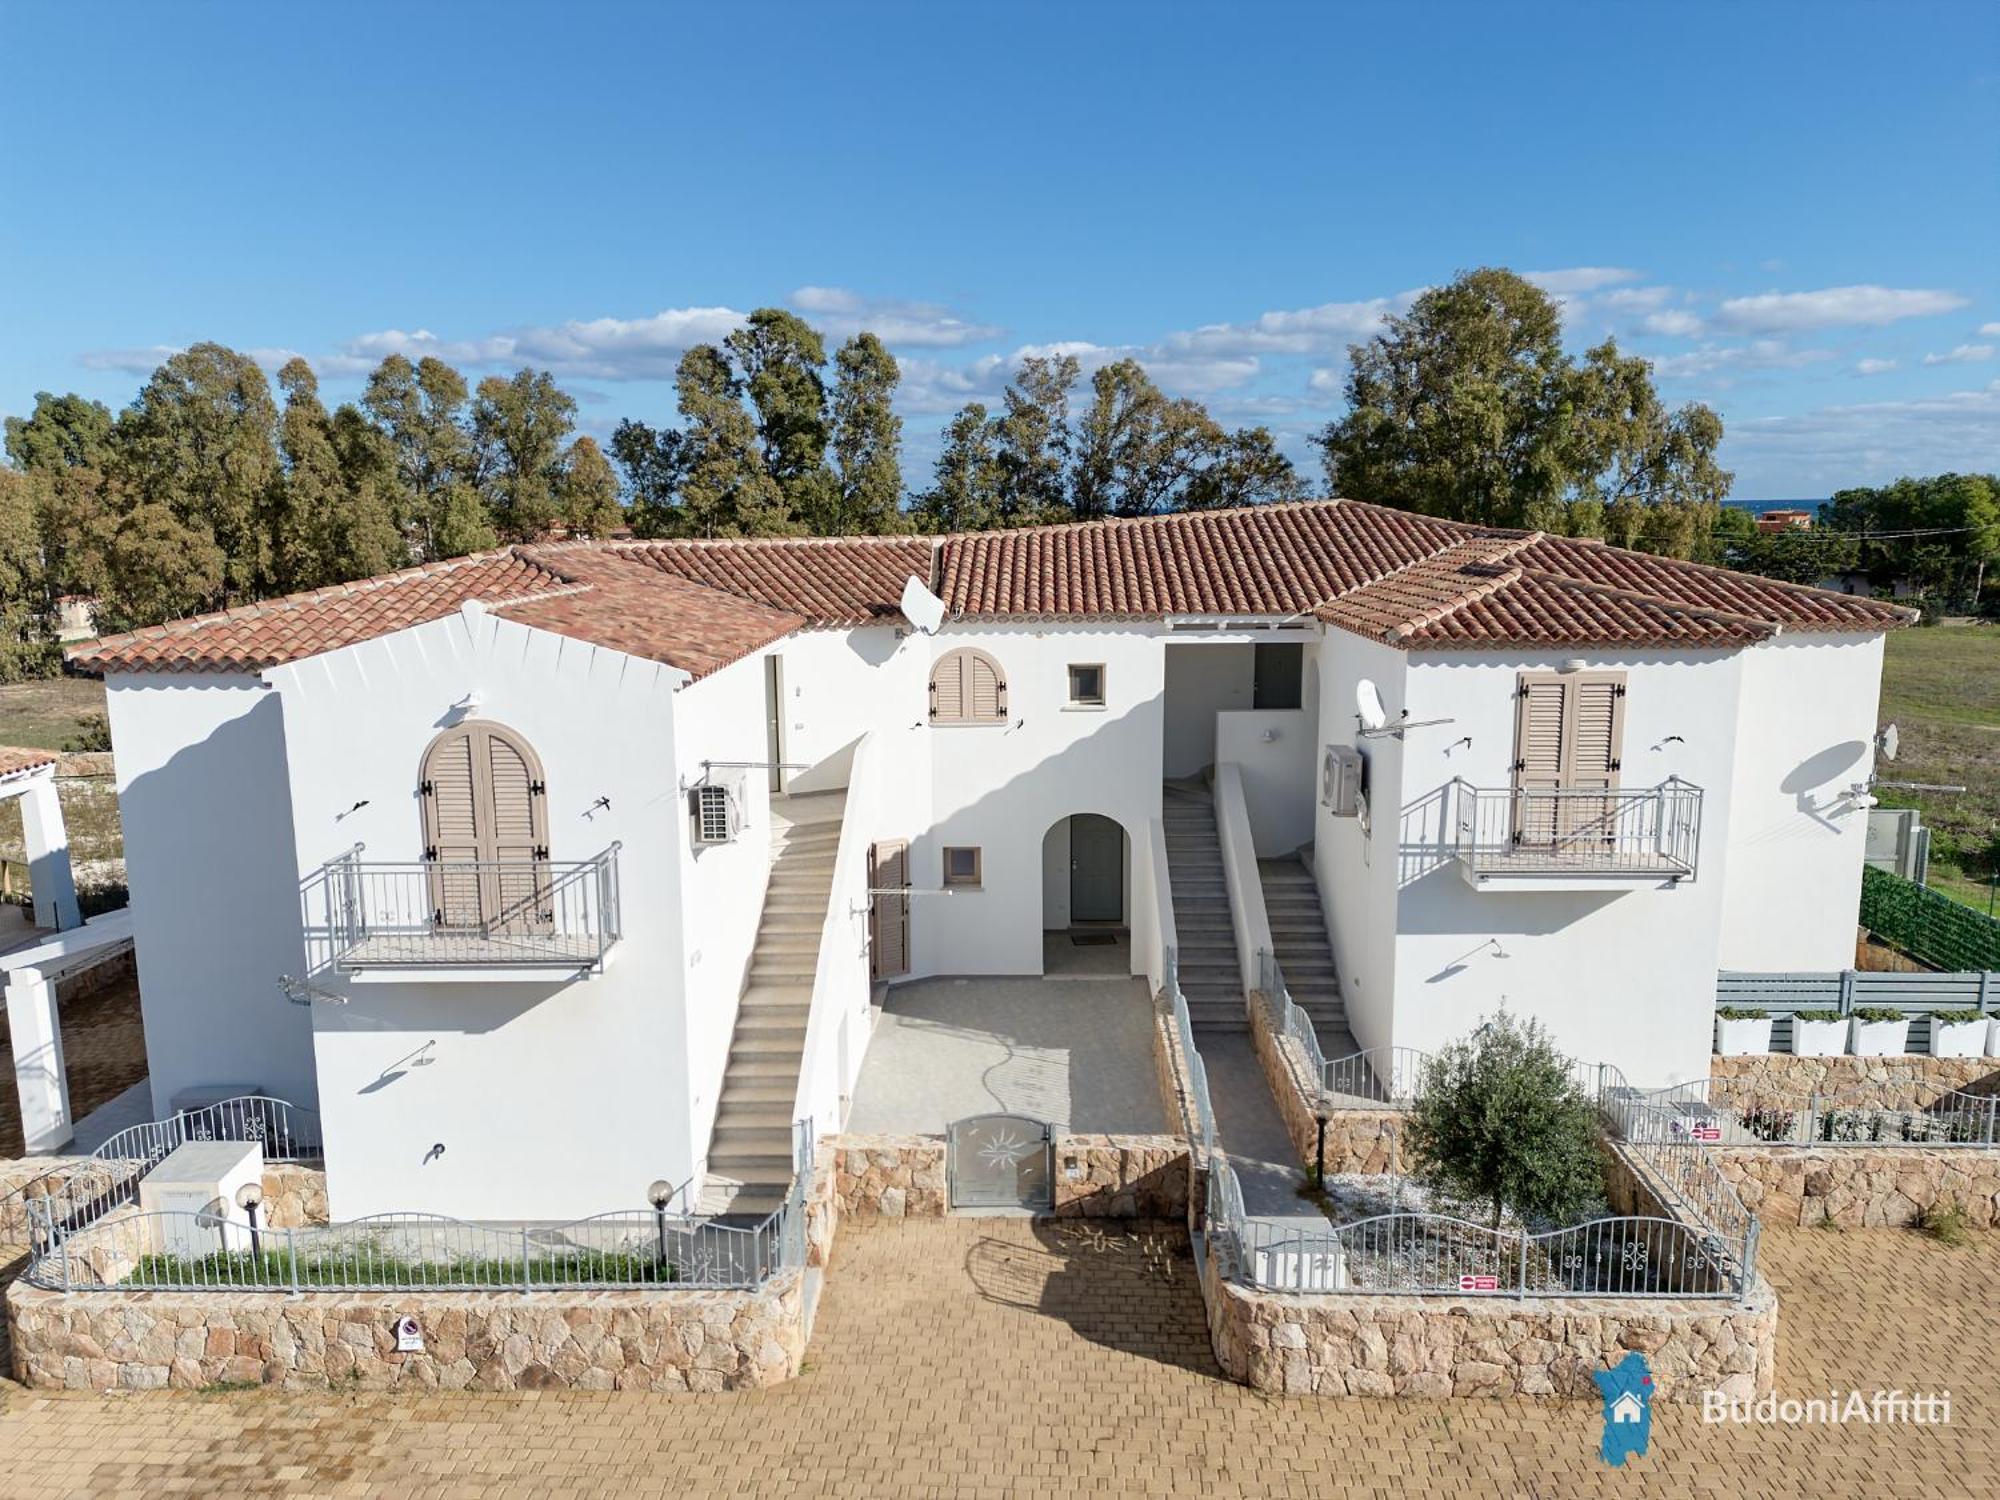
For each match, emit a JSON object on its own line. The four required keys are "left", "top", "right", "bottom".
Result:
{"left": 1452, "top": 779, "right": 1702, "bottom": 882}
{"left": 322, "top": 843, "right": 622, "bottom": 972}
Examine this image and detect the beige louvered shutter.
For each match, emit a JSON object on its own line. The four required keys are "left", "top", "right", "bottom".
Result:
{"left": 869, "top": 840, "right": 910, "bottom": 979}
{"left": 966, "top": 652, "right": 1006, "bottom": 721}
{"left": 480, "top": 726, "right": 550, "bottom": 932}
{"left": 1562, "top": 675, "right": 1626, "bottom": 842}
{"left": 930, "top": 651, "right": 965, "bottom": 722}
{"left": 422, "top": 728, "right": 485, "bottom": 927}
{"left": 1512, "top": 675, "right": 1569, "bottom": 846}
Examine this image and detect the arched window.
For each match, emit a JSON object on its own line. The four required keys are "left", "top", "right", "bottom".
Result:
{"left": 419, "top": 721, "right": 550, "bottom": 930}
{"left": 929, "top": 648, "right": 1008, "bottom": 725}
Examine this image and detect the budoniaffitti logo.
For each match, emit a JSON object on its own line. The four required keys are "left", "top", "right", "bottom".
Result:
{"left": 1593, "top": 1352, "right": 1654, "bottom": 1467}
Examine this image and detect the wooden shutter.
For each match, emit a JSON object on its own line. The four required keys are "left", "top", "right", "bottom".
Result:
{"left": 869, "top": 840, "right": 910, "bottom": 979}
{"left": 929, "top": 651, "right": 965, "bottom": 722}
{"left": 1511, "top": 672, "right": 1625, "bottom": 845}
{"left": 419, "top": 722, "right": 549, "bottom": 931}
{"left": 422, "top": 727, "right": 485, "bottom": 927}
{"left": 1512, "top": 675, "right": 1569, "bottom": 846}
{"left": 966, "top": 651, "right": 1005, "bottom": 720}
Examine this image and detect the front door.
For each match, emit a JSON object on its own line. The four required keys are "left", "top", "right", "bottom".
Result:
{"left": 868, "top": 839, "right": 910, "bottom": 979}
{"left": 1069, "top": 814, "right": 1124, "bottom": 923}
{"left": 764, "top": 654, "right": 787, "bottom": 794}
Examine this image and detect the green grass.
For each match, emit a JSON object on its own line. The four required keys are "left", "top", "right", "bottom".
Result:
{"left": 1876, "top": 623, "right": 2000, "bottom": 909}
{"left": 0, "top": 676, "right": 108, "bottom": 751}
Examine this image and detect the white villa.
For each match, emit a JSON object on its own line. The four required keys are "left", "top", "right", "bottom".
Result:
{"left": 66, "top": 498, "right": 1912, "bottom": 1223}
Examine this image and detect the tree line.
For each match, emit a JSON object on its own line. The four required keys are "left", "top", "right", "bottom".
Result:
{"left": 11, "top": 266, "right": 1987, "bottom": 681}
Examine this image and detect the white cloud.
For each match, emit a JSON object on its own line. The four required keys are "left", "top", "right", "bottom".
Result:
{"left": 1160, "top": 293, "right": 1416, "bottom": 359}
{"left": 1923, "top": 343, "right": 1995, "bottom": 366}
{"left": 1596, "top": 286, "right": 1674, "bottom": 315}
{"left": 1979, "top": 321, "right": 2000, "bottom": 337}
{"left": 1650, "top": 340, "right": 1835, "bottom": 380}
{"left": 1854, "top": 358, "right": 1899, "bottom": 375}
{"left": 786, "top": 287, "right": 1001, "bottom": 347}
{"left": 1641, "top": 309, "right": 1706, "bottom": 338}
{"left": 76, "top": 345, "right": 184, "bottom": 374}
{"left": 1521, "top": 267, "right": 1644, "bottom": 295}
{"left": 1713, "top": 285, "right": 1968, "bottom": 334}
{"left": 1724, "top": 379, "right": 2000, "bottom": 493}
{"left": 1307, "top": 366, "right": 1344, "bottom": 396}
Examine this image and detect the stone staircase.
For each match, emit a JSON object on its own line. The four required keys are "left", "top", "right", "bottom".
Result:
{"left": 698, "top": 790, "right": 845, "bottom": 1218}
{"left": 1258, "top": 856, "right": 1352, "bottom": 1048}
{"left": 1164, "top": 782, "right": 1246, "bottom": 1032}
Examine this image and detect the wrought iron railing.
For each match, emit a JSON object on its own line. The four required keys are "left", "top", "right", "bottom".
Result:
{"left": 320, "top": 842, "right": 622, "bottom": 971}
{"left": 1163, "top": 947, "right": 1216, "bottom": 1156}
{"left": 1322, "top": 1045, "right": 1430, "bottom": 1108}
{"left": 1452, "top": 778, "right": 1702, "bottom": 880}
{"left": 23, "top": 1117, "right": 819, "bottom": 1296}
{"left": 1639, "top": 1076, "right": 2000, "bottom": 1149}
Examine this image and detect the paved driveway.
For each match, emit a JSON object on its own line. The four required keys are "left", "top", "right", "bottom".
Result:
{"left": 0, "top": 1221, "right": 1993, "bottom": 1496}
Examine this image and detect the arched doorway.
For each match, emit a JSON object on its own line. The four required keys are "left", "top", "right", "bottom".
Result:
{"left": 1040, "top": 813, "right": 1130, "bottom": 976}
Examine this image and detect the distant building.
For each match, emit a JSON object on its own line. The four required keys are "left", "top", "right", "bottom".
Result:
{"left": 1755, "top": 508, "right": 1813, "bottom": 534}
{"left": 54, "top": 595, "right": 98, "bottom": 643}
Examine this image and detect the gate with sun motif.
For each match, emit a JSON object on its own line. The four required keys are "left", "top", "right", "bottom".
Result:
{"left": 946, "top": 1114, "right": 1053, "bottom": 1212}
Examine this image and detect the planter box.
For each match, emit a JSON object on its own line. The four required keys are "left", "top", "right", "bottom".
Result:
{"left": 1989, "top": 1018, "right": 2000, "bottom": 1058}
{"left": 1930, "top": 1018, "right": 1990, "bottom": 1059}
{"left": 1849, "top": 1017, "right": 1911, "bottom": 1057}
{"left": 1790, "top": 1017, "right": 1848, "bottom": 1057}
{"left": 1714, "top": 1016, "right": 1773, "bottom": 1056}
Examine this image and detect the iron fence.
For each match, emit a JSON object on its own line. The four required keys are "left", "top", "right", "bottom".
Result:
{"left": 1322, "top": 1046, "right": 1430, "bottom": 1108}
{"left": 1206, "top": 1159, "right": 1749, "bottom": 1299}
{"left": 320, "top": 843, "right": 622, "bottom": 971}
{"left": 1452, "top": 778, "right": 1702, "bottom": 879}
{"left": 23, "top": 1117, "right": 818, "bottom": 1296}
{"left": 1640, "top": 1076, "right": 2000, "bottom": 1149}
{"left": 1163, "top": 947, "right": 1216, "bottom": 1156}
{"left": 1595, "top": 1067, "right": 1760, "bottom": 1285}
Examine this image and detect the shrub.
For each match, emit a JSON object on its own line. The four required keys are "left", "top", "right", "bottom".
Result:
{"left": 1715, "top": 1006, "right": 1769, "bottom": 1021}
{"left": 1930, "top": 1009, "right": 1982, "bottom": 1027}
{"left": 1853, "top": 1006, "right": 1907, "bottom": 1024}
{"left": 1737, "top": 1106, "right": 1797, "bottom": 1142}
{"left": 1793, "top": 1009, "right": 1842, "bottom": 1023}
{"left": 1405, "top": 1011, "right": 1604, "bottom": 1229}
{"left": 1919, "top": 1200, "right": 1969, "bottom": 1249}
{"left": 61, "top": 712, "right": 112, "bottom": 753}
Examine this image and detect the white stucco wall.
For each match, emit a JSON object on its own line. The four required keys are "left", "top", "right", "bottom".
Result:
{"left": 1216, "top": 708, "right": 1315, "bottom": 855}
{"left": 1388, "top": 649, "right": 1745, "bottom": 1088}
{"left": 1162, "top": 642, "right": 1253, "bottom": 778}
{"left": 265, "top": 607, "right": 691, "bottom": 1221}
{"left": 1308, "top": 634, "right": 1409, "bottom": 1054}
{"left": 1716, "top": 632, "right": 1885, "bottom": 972}
{"left": 104, "top": 674, "right": 317, "bottom": 1115}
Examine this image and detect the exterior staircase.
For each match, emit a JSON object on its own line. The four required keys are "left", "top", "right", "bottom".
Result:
{"left": 1259, "top": 856, "right": 1352, "bottom": 1048}
{"left": 1163, "top": 781, "right": 1246, "bottom": 1032}
{"left": 698, "top": 790, "right": 845, "bottom": 1218}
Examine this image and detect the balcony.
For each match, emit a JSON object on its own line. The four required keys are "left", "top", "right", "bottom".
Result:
{"left": 318, "top": 844, "right": 622, "bottom": 978}
{"left": 1451, "top": 779, "right": 1702, "bottom": 891}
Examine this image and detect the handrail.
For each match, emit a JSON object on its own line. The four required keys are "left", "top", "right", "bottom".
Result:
{"left": 1163, "top": 947, "right": 1216, "bottom": 1156}
{"left": 792, "top": 733, "right": 876, "bottom": 1140}
{"left": 1451, "top": 778, "right": 1703, "bottom": 877}
{"left": 319, "top": 844, "right": 623, "bottom": 971}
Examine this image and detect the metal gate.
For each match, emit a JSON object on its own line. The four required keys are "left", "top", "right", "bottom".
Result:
{"left": 946, "top": 1113, "right": 1052, "bottom": 1212}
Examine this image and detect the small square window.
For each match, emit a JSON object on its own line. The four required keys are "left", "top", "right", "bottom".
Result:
{"left": 1068, "top": 663, "right": 1106, "bottom": 706}
{"left": 942, "top": 846, "right": 982, "bottom": 888}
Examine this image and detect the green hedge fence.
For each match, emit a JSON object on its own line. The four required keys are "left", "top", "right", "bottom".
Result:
{"left": 1861, "top": 866, "right": 2000, "bottom": 972}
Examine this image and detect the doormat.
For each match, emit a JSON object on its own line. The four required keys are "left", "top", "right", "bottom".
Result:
{"left": 1070, "top": 933, "right": 1118, "bottom": 947}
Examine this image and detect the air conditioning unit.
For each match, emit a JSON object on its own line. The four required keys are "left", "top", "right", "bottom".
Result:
{"left": 1323, "top": 745, "right": 1365, "bottom": 817}
{"left": 689, "top": 782, "right": 739, "bottom": 847}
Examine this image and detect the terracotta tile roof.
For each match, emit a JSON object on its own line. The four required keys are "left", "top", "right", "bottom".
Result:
{"left": 65, "top": 499, "right": 1913, "bottom": 678}
{"left": 608, "top": 536, "right": 936, "bottom": 627}
{"left": 934, "top": 500, "right": 1466, "bottom": 618}
{"left": 0, "top": 747, "right": 58, "bottom": 781}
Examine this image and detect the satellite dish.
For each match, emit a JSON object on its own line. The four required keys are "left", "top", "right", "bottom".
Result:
{"left": 1876, "top": 723, "right": 1899, "bottom": 763}
{"left": 899, "top": 575, "right": 946, "bottom": 635}
{"left": 1356, "top": 679, "right": 1388, "bottom": 733}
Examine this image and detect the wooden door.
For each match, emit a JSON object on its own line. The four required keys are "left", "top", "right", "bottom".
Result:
{"left": 869, "top": 840, "right": 910, "bottom": 979}
{"left": 1069, "top": 815, "right": 1125, "bottom": 923}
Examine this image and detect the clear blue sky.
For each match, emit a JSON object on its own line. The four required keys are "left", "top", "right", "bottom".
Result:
{"left": 3, "top": 0, "right": 1995, "bottom": 498}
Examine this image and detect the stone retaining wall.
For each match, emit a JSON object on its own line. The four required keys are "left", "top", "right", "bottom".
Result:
{"left": 1711, "top": 1054, "right": 1999, "bottom": 1108}
{"left": 1715, "top": 1145, "right": 2000, "bottom": 1229}
{"left": 832, "top": 1135, "right": 947, "bottom": 1219}
{"left": 1246, "top": 989, "right": 1406, "bottom": 1176}
{"left": 1204, "top": 1242, "right": 1777, "bottom": 1401}
{"left": 830, "top": 1132, "right": 1191, "bottom": 1220}
{"left": 8, "top": 1274, "right": 809, "bottom": 1392}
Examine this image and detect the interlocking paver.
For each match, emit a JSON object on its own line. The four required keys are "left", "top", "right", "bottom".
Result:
{"left": 0, "top": 1217, "right": 1992, "bottom": 1496}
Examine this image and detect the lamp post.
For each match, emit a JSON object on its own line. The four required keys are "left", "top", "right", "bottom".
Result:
{"left": 236, "top": 1181, "right": 264, "bottom": 1262}
{"left": 647, "top": 1179, "right": 676, "bottom": 1279}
